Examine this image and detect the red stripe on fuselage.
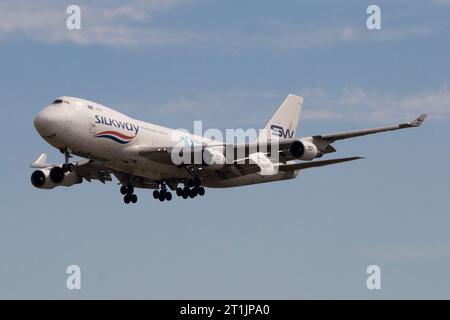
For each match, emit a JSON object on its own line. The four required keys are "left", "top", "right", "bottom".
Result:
{"left": 95, "top": 131, "right": 135, "bottom": 140}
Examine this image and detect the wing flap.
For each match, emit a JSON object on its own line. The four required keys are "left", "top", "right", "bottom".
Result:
{"left": 278, "top": 156, "right": 364, "bottom": 172}
{"left": 74, "top": 159, "right": 113, "bottom": 183}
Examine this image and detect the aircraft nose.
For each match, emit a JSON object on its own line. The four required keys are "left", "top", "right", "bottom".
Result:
{"left": 34, "top": 109, "right": 50, "bottom": 136}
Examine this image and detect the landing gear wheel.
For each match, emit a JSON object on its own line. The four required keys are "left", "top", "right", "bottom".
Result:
{"left": 159, "top": 192, "right": 166, "bottom": 202}
{"left": 198, "top": 187, "right": 205, "bottom": 196}
{"left": 131, "top": 194, "right": 138, "bottom": 204}
{"left": 153, "top": 190, "right": 160, "bottom": 199}
{"left": 127, "top": 185, "right": 134, "bottom": 194}
{"left": 62, "top": 163, "right": 74, "bottom": 173}
{"left": 189, "top": 188, "right": 198, "bottom": 198}
{"left": 165, "top": 192, "right": 172, "bottom": 201}
{"left": 120, "top": 186, "right": 128, "bottom": 195}
{"left": 182, "top": 187, "right": 189, "bottom": 199}
{"left": 124, "top": 194, "right": 131, "bottom": 204}
{"left": 176, "top": 188, "right": 183, "bottom": 197}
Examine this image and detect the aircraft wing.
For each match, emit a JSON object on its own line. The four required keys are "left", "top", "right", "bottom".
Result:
{"left": 73, "top": 159, "right": 160, "bottom": 188}
{"left": 132, "top": 114, "right": 426, "bottom": 180}
{"left": 308, "top": 114, "right": 427, "bottom": 154}
{"left": 134, "top": 139, "right": 296, "bottom": 164}
{"left": 73, "top": 159, "right": 113, "bottom": 184}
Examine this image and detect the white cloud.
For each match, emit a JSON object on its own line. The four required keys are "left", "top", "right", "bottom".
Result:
{"left": 0, "top": 0, "right": 435, "bottom": 49}
{"left": 300, "top": 85, "right": 450, "bottom": 122}
{"left": 118, "top": 85, "right": 450, "bottom": 131}
{"left": 374, "top": 243, "right": 450, "bottom": 260}
{"left": 433, "top": 0, "right": 450, "bottom": 6}
{"left": 252, "top": 26, "right": 433, "bottom": 51}
{"left": 0, "top": 0, "right": 203, "bottom": 47}
{"left": 149, "top": 91, "right": 281, "bottom": 128}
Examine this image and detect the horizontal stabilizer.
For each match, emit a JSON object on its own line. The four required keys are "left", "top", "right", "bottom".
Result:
{"left": 278, "top": 156, "right": 364, "bottom": 172}
{"left": 30, "top": 153, "right": 50, "bottom": 168}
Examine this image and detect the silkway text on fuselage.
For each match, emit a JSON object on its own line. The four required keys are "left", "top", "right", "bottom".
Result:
{"left": 94, "top": 115, "right": 139, "bottom": 134}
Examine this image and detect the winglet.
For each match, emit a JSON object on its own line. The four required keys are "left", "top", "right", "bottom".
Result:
{"left": 409, "top": 114, "right": 427, "bottom": 127}
{"left": 30, "top": 153, "right": 50, "bottom": 168}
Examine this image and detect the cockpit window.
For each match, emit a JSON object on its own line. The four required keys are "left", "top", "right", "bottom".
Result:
{"left": 52, "top": 99, "right": 70, "bottom": 105}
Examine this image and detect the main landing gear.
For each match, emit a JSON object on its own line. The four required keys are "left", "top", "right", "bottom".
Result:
{"left": 121, "top": 184, "right": 138, "bottom": 204}
{"left": 151, "top": 179, "right": 205, "bottom": 202}
{"left": 175, "top": 179, "right": 205, "bottom": 200}
{"left": 152, "top": 183, "right": 173, "bottom": 202}
{"left": 121, "top": 179, "right": 206, "bottom": 204}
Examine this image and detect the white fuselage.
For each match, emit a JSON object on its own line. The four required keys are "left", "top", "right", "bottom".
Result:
{"left": 34, "top": 96, "right": 298, "bottom": 188}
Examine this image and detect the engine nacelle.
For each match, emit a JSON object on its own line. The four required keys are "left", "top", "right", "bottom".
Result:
{"left": 202, "top": 147, "right": 226, "bottom": 170}
{"left": 50, "top": 166, "right": 64, "bottom": 183}
{"left": 249, "top": 152, "right": 276, "bottom": 175}
{"left": 31, "top": 169, "right": 56, "bottom": 189}
{"left": 289, "top": 140, "right": 319, "bottom": 161}
{"left": 31, "top": 167, "right": 82, "bottom": 189}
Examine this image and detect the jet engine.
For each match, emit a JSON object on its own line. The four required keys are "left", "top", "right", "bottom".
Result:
{"left": 31, "top": 166, "right": 82, "bottom": 189}
{"left": 249, "top": 152, "right": 276, "bottom": 175}
{"left": 202, "top": 147, "right": 226, "bottom": 170}
{"left": 289, "top": 140, "right": 319, "bottom": 161}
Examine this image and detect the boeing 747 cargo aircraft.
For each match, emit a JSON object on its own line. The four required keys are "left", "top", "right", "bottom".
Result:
{"left": 31, "top": 95, "right": 426, "bottom": 204}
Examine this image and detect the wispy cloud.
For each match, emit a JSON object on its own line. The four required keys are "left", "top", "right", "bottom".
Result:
{"left": 374, "top": 243, "right": 450, "bottom": 261}
{"left": 119, "top": 91, "right": 281, "bottom": 129}
{"left": 301, "top": 85, "right": 450, "bottom": 122}
{"left": 117, "top": 85, "right": 450, "bottom": 130}
{"left": 250, "top": 26, "right": 433, "bottom": 51}
{"left": 0, "top": 0, "right": 204, "bottom": 47}
{"left": 433, "top": 0, "right": 450, "bottom": 6}
{"left": 0, "top": 0, "right": 435, "bottom": 49}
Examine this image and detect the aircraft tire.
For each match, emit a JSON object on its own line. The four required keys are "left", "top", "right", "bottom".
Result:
{"left": 189, "top": 188, "right": 198, "bottom": 198}
{"left": 127, "top": 185, "right": 134, "bottom": 195}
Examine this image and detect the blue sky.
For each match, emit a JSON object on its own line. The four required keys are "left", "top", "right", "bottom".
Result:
{"left": 0, "top": 0, "right": 449, "bottom": 298}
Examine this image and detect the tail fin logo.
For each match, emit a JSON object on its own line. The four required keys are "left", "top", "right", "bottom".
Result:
{"left": 271, "top": 125, "right": 294, "bottom": 139}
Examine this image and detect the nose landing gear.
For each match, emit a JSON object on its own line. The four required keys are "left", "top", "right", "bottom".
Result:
{"left": 61, "top": 149, "right": 74, "bottom": 173}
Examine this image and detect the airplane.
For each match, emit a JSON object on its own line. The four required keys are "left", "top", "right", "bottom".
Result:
{"left": 31, "top": 94, "right": 427, "bottom": 204}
